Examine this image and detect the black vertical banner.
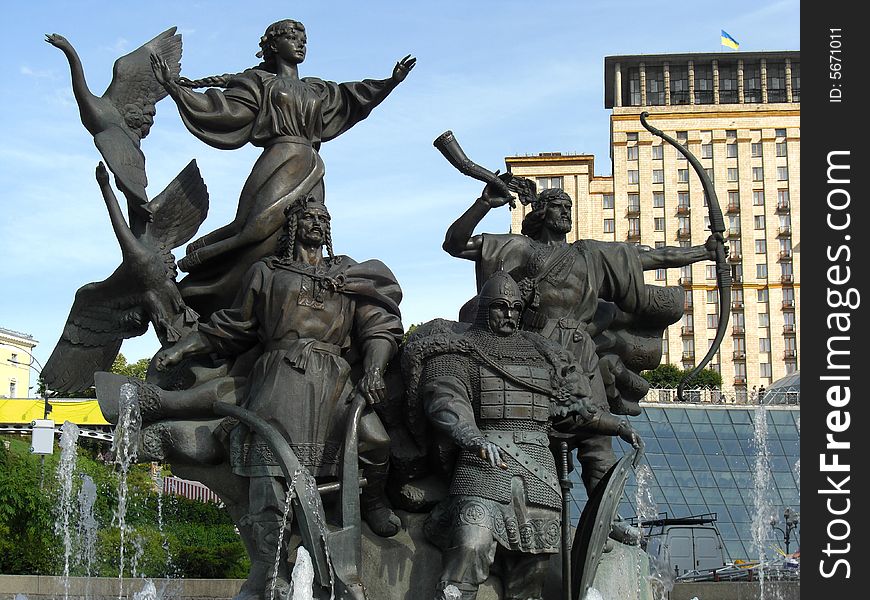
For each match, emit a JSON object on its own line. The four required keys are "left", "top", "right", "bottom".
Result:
{"left": 802, "top": 4, "right": 868, "bottom": 598}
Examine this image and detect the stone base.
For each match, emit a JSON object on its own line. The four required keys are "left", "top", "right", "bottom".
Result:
{"left": 360, "top": 510, "right": 502, "bottom": 599}
{"left": 0, "top": 513, "right": 667, "bottom": 600}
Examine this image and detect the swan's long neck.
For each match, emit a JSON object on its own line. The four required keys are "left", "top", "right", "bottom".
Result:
{"left": 101, "top": 179, "right": 140, "bottom": 261}
{"left": 60, "top": 44, "right": 100, "bottom": 132}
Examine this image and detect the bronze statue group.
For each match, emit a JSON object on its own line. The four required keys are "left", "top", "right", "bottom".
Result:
{"left": 43, "top": 18, "right": 725, "bottom": 600}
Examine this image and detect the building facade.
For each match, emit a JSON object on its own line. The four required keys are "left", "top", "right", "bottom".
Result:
{"left": 0, "top": 326, "right": 38, "bottom": 399}
{"left": 506, "top": 51, "right": 800, "bottom": 394}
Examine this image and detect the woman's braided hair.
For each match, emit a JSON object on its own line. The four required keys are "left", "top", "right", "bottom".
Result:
{"left": 176, "top": 19, "right": 305, "bottom": 89}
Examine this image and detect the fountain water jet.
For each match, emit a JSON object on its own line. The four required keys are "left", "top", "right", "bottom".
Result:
{"left": 56, "top": 421, "right": 81, "bottom": 600}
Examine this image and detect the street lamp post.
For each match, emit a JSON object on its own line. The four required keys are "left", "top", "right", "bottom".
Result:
{"left": 770, "top": 507, "right": 800, "bottom": 554}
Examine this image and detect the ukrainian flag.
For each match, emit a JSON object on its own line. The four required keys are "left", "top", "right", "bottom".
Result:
{"left": 721, "top": 30, "right": 740, "bottom": 50}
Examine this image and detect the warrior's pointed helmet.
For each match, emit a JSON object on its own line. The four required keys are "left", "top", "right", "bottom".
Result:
{"left": 474, "top": 265, "right": 523, "bottom": 328}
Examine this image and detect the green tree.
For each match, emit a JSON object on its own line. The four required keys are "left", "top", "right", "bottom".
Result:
{"left": 43, "top": 353, "right": 150, "bottom": 398}
{"left": 641, "top": 364, "right": 722, "bottom": 389}
{"left": 110, "top": 354, "right": 150, "bottom": 380}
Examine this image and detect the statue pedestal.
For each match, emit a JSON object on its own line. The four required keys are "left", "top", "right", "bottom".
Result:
{"left": 586, "top": 542, "right": 658, "bottom": 600}
{"left": 358, "top": 511, "right": 657, "bottom": 600}
{"left": 359, "top": 510, "right": 502, "bottom": 599}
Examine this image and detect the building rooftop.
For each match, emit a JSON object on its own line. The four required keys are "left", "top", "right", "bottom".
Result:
{"left": 604, "top": 50, "right": 800, "bottom": 108}
{"left": 0, "top": 326, "right": 38, "bottom": 345}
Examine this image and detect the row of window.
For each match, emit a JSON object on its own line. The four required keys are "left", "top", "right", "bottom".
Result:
{"left": 607, "top": 213, "right": 792, "bottom": 236}
{"left": 610, "top": 189, "right": 791, "bottom": 211}
{"left": 684, "top": 286, "right": 795, "bottom": 306}
{"left": 624, "top": 60, "right": 800, "bottom": 106}
{"left": 626, "top": 140, "right": 788, "bottom": 161}
{"left": 626, "top": 165, "right": 790, "bottom": 184}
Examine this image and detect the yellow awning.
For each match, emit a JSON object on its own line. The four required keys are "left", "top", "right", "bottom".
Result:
{"left": 0, "top": 399, "right": 110, "bottom": 426}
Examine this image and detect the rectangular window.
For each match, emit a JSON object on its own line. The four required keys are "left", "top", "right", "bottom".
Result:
{"left": 755, "top": 239, "right": 767, "bottom": 254}
{"left": 726, "top": 129, "right": 737, "bottom": 139}
{"left": 628, "top": 193, "right": 640, "bottom": 211}
{"left": 728, "top": 191, "right": 739, "bottom": 207}
{"left": 627, "top": 145, "right": 638, "bottom": 161}
{"left": 767, "top": 62, "right": 787, "bottom": 103}
{"left": 752, "top": 167, "right": 764, "bottom": 181}
{"left": 719, "top": 63, "right": 739, "bottom": 103}
{"left": 758, "top": 313, "right": 770, "bottom": 327}
{"left": 757, "top": 288, "right": 769, "bottom": 302}
{"left": 726, "top": 143, "right": 738, "bottom": 158}
{"left": 753, "top": 190, "right": 765, "bottom": 206}
{"left": 707, "top": 314, "right": 719, "bottom": 329}
{"left": 602, "top": 194, "right": 614, "bottom": 209}
{"left": 777, "top": 189, "right": 789, "bottom": 207}
{"left": 652, "top": 169, "right": 664, "bottom": 184}
{"left": 678, "top": 191, "right": 689, "bottom": 206}
{"left": 759, "top": 338, "right": 771, "bottom": 353}
{"left": 777, "top": 166, "right": 789, "bottom": 181}
{"left": 735, "top": 362, "right": 747, "bottom": 378}
{"left": 728, "top": 215, "right": 740, "bottom": 232}
{"left": 628, "top": 170, "right": 639, "bottom": 184}
{"left": 706, "top": 265, "right": 716, "bottom": 280}
{"left": 705, "top": 168, "right": 714, "bottom": 182}
{"left": 757, "top": 263, "right": 768, "bottom": 278}
{"left": 776, "top": 141, "right": 788, "bottom": 157}
{"left": 760, "top": 363, "right": 773, "bottom": 378}
{"left": 626, "top": 132, "right": 639, "bottom": 142}
{"left": 654, "top": 217, "right": 665, "bottom": 231}
{"left": 646, "top": 66, "right": 665, "bottom": 105}
{"left": 744, "top": 62, "right": 762, "bottom": 103}
{"left": 603, "top": 219, "right": 615, "bottom": 233}
{"left": 655, "top": 268, "right": 666, "bottom": 281}
{"left": 701, "top": 143, "right": 713, "bottom": 159}
{"left": 754, "top": 215, "right": 766, "bottom": 229}
{"left": 727, "top": 168, "right": 739, "bottom": 182}
{"left": 536, "top": 176, "right": 563, "bottom": 190}
{"left": 694, "top": 63, "right": 713, "bottom": 104}
{"left": 790, "top": 62, "right": 800, "bottom": 102}
{"left": 670, "top": 65, "right": 689, "bottom": 105}
{"left": 652, "top": 145, "right": 663, "bottom": 160}
{"left": 776, "top": 128, "right": 787, "bottom": 137}
{"left": 653, "top": 192, "right": 665, "bottom": 208}
{"left": 9, "top": 381, "right": 16, "bottom": 398}
{"left": 628, "top": 218, "right": 640, "bottom": 234}
{"left": 678, "top": 169, "right": 689, "bottom": 183}
{"left": 706, "top": 290, "right": 718, "bottom": 304}
{"left": 751, "top": 143, "right": 763, "bottom": 158}
{"left": 628, "top": 68, "right": 641, "bottom": 106}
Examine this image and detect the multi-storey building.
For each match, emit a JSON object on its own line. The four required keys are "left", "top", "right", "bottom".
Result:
{"left": 506, "top": 51, "right": 799, "bottom": 395}
{"left": 0, "top": 326, "right": 38, "bottom": 398}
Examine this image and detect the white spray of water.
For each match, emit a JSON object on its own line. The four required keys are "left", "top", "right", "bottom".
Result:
{"left": 132, "top": 579, "right": 158, "bottom": 600}
{"left": 56, "top": 421, "right": 81, "bottom": 600}
{"left": 290, "top": 546, "right": 315, "bottom": 600}
{"left": 751, "top": 403, "right": 774, "bottom": 600}
{"left": 77, "top": 473, "right": 98, "bottom": 600}
{"left": 583, "top": 587, "right": 604, "bottom": 600}
{"left": 112, "top": 383, "right": 142, "bottom": 598}
{"left": 793, "top": 417, "right": 800, "bottom": 485}
{"left": 151, "top": 465, "right": 173, "bottom": 577}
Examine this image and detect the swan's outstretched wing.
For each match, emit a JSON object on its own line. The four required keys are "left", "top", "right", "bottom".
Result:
{"left": 103, "top": 26, "right": 182, "bottom": 142}
{"left": 142, "top": 159, "right": 209, "bottom": 279}
{"left": 43, "top": 268, "right": 149, "bottom": 394}
{"left": 94, "top": 125, "right": 148, "bottom": 210}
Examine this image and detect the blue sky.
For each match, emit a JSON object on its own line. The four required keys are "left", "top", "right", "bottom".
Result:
{"left": 0, "top": 1, "right": 799, "bottom": 395}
